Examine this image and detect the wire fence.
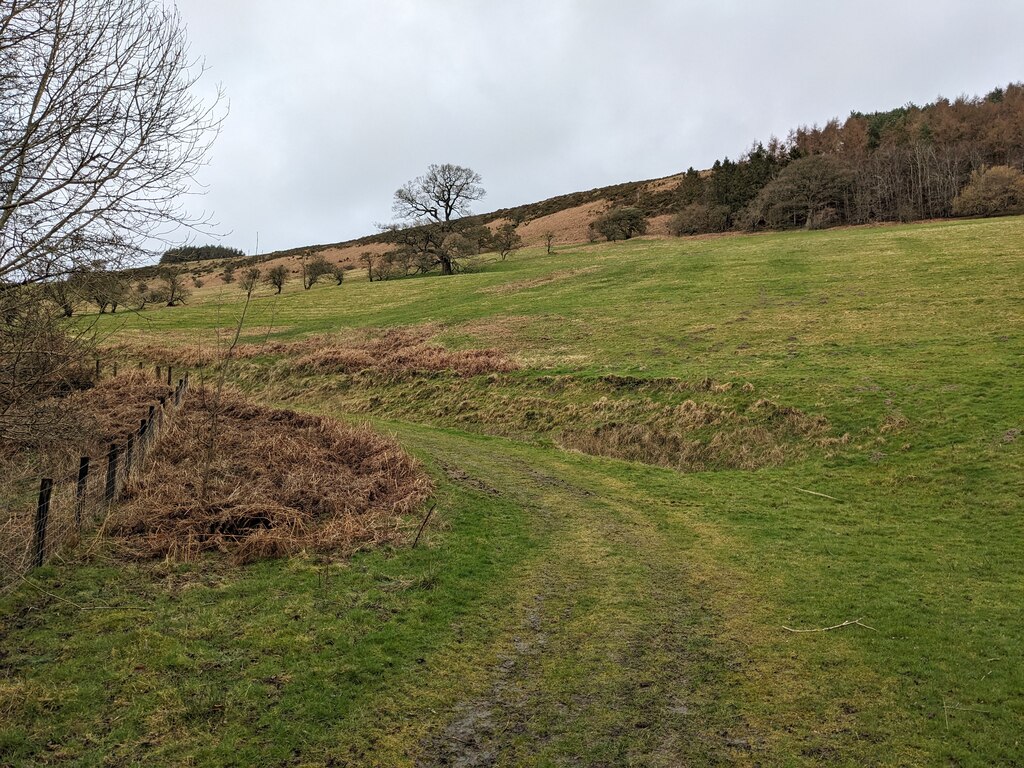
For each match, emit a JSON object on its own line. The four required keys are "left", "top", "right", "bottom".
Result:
{"left": 0, "top": 365, "right": 190, "bottom": 596}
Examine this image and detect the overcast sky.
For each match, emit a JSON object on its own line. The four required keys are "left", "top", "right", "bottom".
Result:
{"left": 173, "top": 0, "right": 1024, "bottom": 254}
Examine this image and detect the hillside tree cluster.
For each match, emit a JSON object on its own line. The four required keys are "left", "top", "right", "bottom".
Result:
{"left": 161, "top": 245, "right": 244, "bottom": 264}
{"left": 666, "top": 84, "right": 1024, "bottom": 234}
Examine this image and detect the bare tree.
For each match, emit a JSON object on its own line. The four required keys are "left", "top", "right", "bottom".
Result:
{"left": 42, "top": 272, "right": 84, "bottom": 317}
{"left": 0, "top": 0, "right": 219, "bottom": 451}
{"left": 544, "top": 232, "right": 555, "bottom": 255}
{"left": 392, "top": 164, "right": 484, "bottom": 275}
{"left": 264, "top": 264, "right": 287, "bottom": 294}
{"left": 81, "top": 267, "right": 126, "bottom": 314}
{"left": 492, "top": 222, "right": 523, "bottom": 260}
{"left": 161, "top": 266, "right": 189, "bottom": 306}
{"left": 359, "top": 251, "right": 375, "bottom": 282}
{"left": 301, "top": 253, "right": 332, "bottom": 289}
{"left": 239, "top": 266, "right": 260, "bottom": 296}
{"left": 0, "top": 0, "right": 223, "bottom": 288}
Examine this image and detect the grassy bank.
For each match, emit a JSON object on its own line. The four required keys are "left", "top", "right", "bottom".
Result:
{"left": 2, "top": 217, "right": 1022, "bottom": 765}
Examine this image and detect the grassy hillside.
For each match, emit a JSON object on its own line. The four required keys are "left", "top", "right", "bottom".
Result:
{"left": 2, "top": 218, "right": 1022, "bottom": 765}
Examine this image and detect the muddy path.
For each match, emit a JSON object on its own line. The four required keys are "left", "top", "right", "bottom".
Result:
{"left": 396, "top": 428, "right": 753, "bottom": 767}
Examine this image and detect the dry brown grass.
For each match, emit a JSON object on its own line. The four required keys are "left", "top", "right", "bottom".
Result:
{"left": 289, "top": 328, "right": 518, "bottom": 378}
{"left": 0, "top": 370, "right": 180, "bottom": 590}
{"left": 0, "top": 370, "right": 174, "bottom": 481}
{"left": 641, "top": 174, "right": 685, "bottom": 195}
{"left": 109, "top": 388, "right": 432, "bottom": 563}
{"left": 111, "top": 327, "right": 517, "bottom": 380}
{"left": 646, "top": 213, "right": 676, "bottom": 237}
{"left": 514, "top": 200, "right": 611, "bottom": 247}
{"left": 60, "top": 370, "right": 174, "bottom": 452}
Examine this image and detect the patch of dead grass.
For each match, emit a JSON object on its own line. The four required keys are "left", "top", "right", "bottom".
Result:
{"left": 289, "top": 328, "right": 518, "bottom": 378}
{"left": 61, "top": 370, "right": 174, "bottom": 451}
{"left": 111, "top": 327, "right": 517, "bottom": 379}
{"left": 514, "top": 200, "right": 611, "bottom": 247}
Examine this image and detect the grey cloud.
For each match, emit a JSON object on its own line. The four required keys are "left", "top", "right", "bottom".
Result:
{"left": 174, "top": 0, "right": 1024, "bottom": 253}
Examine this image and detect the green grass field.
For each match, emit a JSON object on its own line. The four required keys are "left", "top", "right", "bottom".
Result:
{"left": 2, "top": 218, "right": 1022, "bottom": 766}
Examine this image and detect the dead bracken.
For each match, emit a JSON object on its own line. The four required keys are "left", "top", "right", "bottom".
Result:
{"left": 109, "top": 388, "right": 432, "bottom": 563}
{"left": 111, "top": 327, "right": 518, "bottom": 378}
{"left": 290, "top": 328, "right": 517, "bottom": 378}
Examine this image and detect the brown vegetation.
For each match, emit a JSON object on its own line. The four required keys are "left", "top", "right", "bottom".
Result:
{"left": 514, "top": 201, "right": 610, "bottom": 247}
{"left": 109, "top": 389, "right": 432, "bottom": 563}
{"left": 290, "top": 328, "right": 518, "bottom": 378}
{"left": 112, "top": 327, "right": 519, "bottom": 379}
{"left": 59, "top": 370, "right": 174, "bottom": 452}
{"left": 1, "top": 370, "right": 179, "bottom": 589}
{"left": 1, "top": 369, "right": 173, "bottom": 480}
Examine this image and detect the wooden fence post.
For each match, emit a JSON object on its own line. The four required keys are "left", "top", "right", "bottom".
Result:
{"left": 166, "top": 366, "right": 172, "bottom": 386}
{"left": 124, "top": 434, "right": 135, "bottom": 484}
{"left": 95, "top": 359, "right": 101, "bottom": 378}
{"left": 113, "top": 361, "right": 118, "bottom": 377}
{"left": 33, "top": 478, "right": 53, "bottom": 568}
{"left": 104, "top": 444, "right": 119, "bottom": 503}
{"left": 75, "top": 456, "right": 89, "bottom": 529}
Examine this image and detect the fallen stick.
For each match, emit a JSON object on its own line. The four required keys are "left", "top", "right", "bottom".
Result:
{"left": 412, "top": 503, "right": 437, "bottom": 549}
{"left": 782, "top": 617, "right": 877, "bottom": 633}
{"left": 795, "top": 488, "right": 842, "bottom": 501}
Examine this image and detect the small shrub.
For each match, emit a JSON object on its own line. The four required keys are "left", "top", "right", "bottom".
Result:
{"left": 669, "top": 203, "right": 730, "bottom": 236}
{"left": 952, "top": 165, "right": 1024, "bottom": 217}
{"left": 589, "top": 207, "right": 648, "bottom": 241}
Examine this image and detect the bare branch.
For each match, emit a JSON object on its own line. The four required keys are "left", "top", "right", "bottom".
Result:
{"left": 0, "top": 0, "right": 224, "bottom": 286}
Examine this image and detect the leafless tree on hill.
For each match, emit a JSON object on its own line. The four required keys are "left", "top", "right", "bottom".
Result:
{"left": 264, "top": 264, "right": 288, "bottom": 294}
{"left": 160, "top": 267, "right": 189, "bottom": 306}
{"left": 239, "top": 266, "right": 261, "bottom": 296}
{"left": 392, "top": 164, "right": 485, "bottom": 275}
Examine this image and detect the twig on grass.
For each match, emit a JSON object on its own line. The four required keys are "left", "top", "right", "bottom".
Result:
{"left": 795, "top": 488, "right": 842, "bottom": 501}
{"left": 782, "top": 617, "right": 877, "bottom": 633}
{"left": 412, "top": 503, "right": 437, "bottom": 549}
{"left": 942, "top": 699, "right": 991, "bottom": 729}
{"left": 13, "top": 571, "right": 115, "bottom": 611}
